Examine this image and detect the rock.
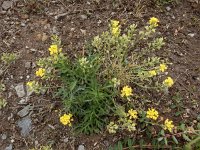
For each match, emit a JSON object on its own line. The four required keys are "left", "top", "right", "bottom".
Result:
{"left": 78, "top": 145, "right": 85, "bottom": 150}
{"left": 80, "top": 14, "right": 87, "bottom": 20}
{"left": 5, "top": 144, "right": 12, "bottom": 150}
{"left": 63, "top": 138, "right": 68, "bottom": 143}
{"left": 17, "top": 116, "right": 32, "bottom": 137}
{"left": 166, "top": 6, "right": 171, "bottom": 11}
{"left": 2, "top": 1, "right": 12, "bottom": 10}
{"left": 21, "top": 22, "right": 26, "bottom": 27}
{"left": 17, "top": 105, "right": 33, "bottom": 117}
{"left": 80, "top": 29, "right": 86, "bottom": 35}
{"left": 1, "top": 133, "right": 7, "bottom": 140}
{"left": 25, "top": 62, "right": 31, "bottom": 68}
{"left": 188, "top": 33, "right": 195, "bottom": 37}
{"left": 15, "top": 83, "right": 25, "bottom": 98}
{"left": 42, "top": 33, "right": 48, "bottom": 42}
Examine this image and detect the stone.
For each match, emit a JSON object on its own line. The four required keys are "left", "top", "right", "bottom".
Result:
{"left": 1, "top": 133, "right": 7, "bottom": 140}
{"left": 21, "top": 22, "right": 26, "bottom": 27}
{"left": 78, "top": 145, "right": 85, "bottom": 150}
{"left": 17, "top": 105, "right": 33, "bottom": 117}
{"left": 80, "top": 14, "right": 87, "bottom": 20}
{"left": 188, "top": 33, "right": 195, "bottom": 37}
{"left": 5, "top": 144, "right": 12, "bottom": 150}
{"left": 2, "top": 1, "right": 12, "bottom": 10}
{"left": 63, "top": 138, "right": 68, "bottom": 143}
{"left": 25, "top": 62, "right": 31, "bottom": 68}
{"left": 17, "top": 116, "right": 32, "bottom": 137}
{"left": 41, "top": 33, "right": 48, "bottom": 42}
{"left": 166, "top": 6, "right": 171, "bottom": 11}
{"left": 15, "top": 83, "right": 25, "bottom": 98}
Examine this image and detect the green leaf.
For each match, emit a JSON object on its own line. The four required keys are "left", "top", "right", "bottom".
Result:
{"left": 158, "top": 137, "right": 164, "bottom": 142}
{"left": 117, "top": 141, "right": 123, "bottom": 150}
{"left": 160, "top": 129, "right": 165, "bottom": 136}
{"left": 127, "top": 138, "right": 134, "bottom": 150}
{"left": 183, "top": 134, "right": 191, "bottom": 142}
{"left": 164, "top": 137, "right": 168, "bottom": 145}
{"left": 69, "top": 80, "right": 77, "bottom": 91}
{"left": 180, "top": 123, "right": 186, "bottom": 131}
{"left": 172, "top": 135, "right": 179, "bottom": 144}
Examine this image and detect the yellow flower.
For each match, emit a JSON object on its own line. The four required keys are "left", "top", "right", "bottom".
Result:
{"left": 149, "top": 70, "right": 157, "bottom": 77}
{"left": 146, "top": 108, "right": 159, "bottom": 120}
{"left": 36, "top": 68, "right": 46, "bottom": 77}
{"left": 48, "top": 44, "right": 61, "bottom": 55}
{"left": 111, "top": 20, "right": 119, "bottom": 28}
{"left": 159, "top": 64, "right": 167, "bottom": 72}
{"left": 163, "top": 77, "right": 174, "bottom": 87}
{"left": 27, "top": 81, "right": 34, "bottom": 88}
{"left": 164, "top": 119, "right": 174, "bottom": 132}
{"left": 128, "top": 109, "right": 138, "bottom": 119}
{"left": 112, "top": 27, "right": 120, "bottom": 36}
{"left": 121, "top": 86, "right": 133, "bottom": 97}
{"left": 110, "top": 20, "right": 120, "bottom": 36}
{"left": 107, "top": 122, "right": 119, "bottom": 134}
{"left": 149, "top": 17, "right": 159, "bottom": 27}
{"left": 60, "top": 113, "right": 73, "bottom": 126}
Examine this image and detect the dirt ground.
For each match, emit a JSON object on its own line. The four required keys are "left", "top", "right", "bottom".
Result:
{"left": 0, "top": 0, "right": 200, "bottom": 149}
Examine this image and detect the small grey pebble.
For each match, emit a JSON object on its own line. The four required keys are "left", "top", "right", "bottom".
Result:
{"left": 1, "top": 133, "right": 7, "bottom": 140}
{"left": 78, "top": 145, "right": 85, "bottom": 150}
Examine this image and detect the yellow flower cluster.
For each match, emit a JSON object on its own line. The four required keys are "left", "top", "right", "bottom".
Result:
{"left": 128, "top": 109, "right": 138, "bottom": 119}
{"left": 60, "top": 113, "right": 73, "bottom": 126}
{"left": 48, "top": 44, "right": 62, "bottom": 55}
{"left": 107, "top": 122, "right": 119, "bottom": 134}
{"left": 111, "top": 20, "right": 120, "bottom": 36}
{"left": 149, "top": 70, "right": 157, "bottom": 77}
{"left": 146, "top": 108, "right": 159, "bottom": 120}
{"left": 149, "top": 17, "right": 159, "bottom": 27}
{"left": 27, "top": 81, "right": 38, "bottom": 91}
{"left": 164, "top": 119, "right": 174, "bottom": 132}
{"left": 159, "top": 64, "right": 167, "bottom": 72}
{"left": 36, "top": 68, "right": 46, "bottom": 77}
{"left": 163, "top": 77, "right": 174, "bottom": 87}
{"left": 121, "top": 86, "right": 133, "bottom": 98}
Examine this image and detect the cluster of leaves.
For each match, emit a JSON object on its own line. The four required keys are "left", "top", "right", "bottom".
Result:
{"left": 109, "top": 122, "right": 200, "bottom": 149}
{"left": 0, "top": 52, "right": 18, "bottom": 109}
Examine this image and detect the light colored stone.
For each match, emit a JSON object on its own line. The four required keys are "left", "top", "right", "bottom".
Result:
{"left": 15, "top": 83, "right": 25, "bottom": 98}
{"left": 188, "top": 33, "right": 195, "bottom": 37}
{"left": 80, "top": 14, "right": 87, "bottom": 20}
{"left": 166, "top": 6, "right": 171, "bottom": 11}
{"left": 17, "top": 105, "right": 33, "bottom": 117}
{"left": 5, "top": 144, "right": 12, "bottom": 150}
{"left": 17, "top": 116, "right": 32, "bottom": 137}
{"left": 25, "top": 62, "right": 31, "bottom": 68}
{"left": 2, "top": 1, "right": 12, "bottom": 10}
{"left": 78, "top": 145, "right": 85, "bottom": 150}
{"left": 1, "top": 133, "right": 7, "bottom": 140}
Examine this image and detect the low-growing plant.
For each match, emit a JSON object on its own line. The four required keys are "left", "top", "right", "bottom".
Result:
{"left": 28, "top": 18, "right": 176, "bottom": 135}
{"left": 108, "top": 120, "right": 200, "bottom": 149}
{"left": 0, "top": 97, "right": 7, "bottom": 109}
{"left": 0, "top": 52, "right": 18, "bottom": 75}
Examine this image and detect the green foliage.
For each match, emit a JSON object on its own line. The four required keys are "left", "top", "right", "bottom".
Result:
{"left": 1, "top": 53, "right": 17, "bottom": 65}
{"left": 29, "top": 145, "right": 52, "bottom": 150}
{"left": 55, "top": 55, "right": 117, "bottom": 134}
{"left": 90, "top": 20, "right": 165, "bottom": 90}
{"left": 35, "top": 19, "right": 173, "bottom": 135}
{"left": 0, "top": 97, "right": 7, "bottom": 109}
{"left": 155, "top": 0, "right": 176, "bottom": 5}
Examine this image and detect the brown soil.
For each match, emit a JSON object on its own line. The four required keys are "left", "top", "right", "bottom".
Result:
{"left": 0, "top": 0, "right": 200, "bottom": 149}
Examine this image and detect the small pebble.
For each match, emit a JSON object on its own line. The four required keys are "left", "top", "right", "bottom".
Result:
{"left": 166, "top": 6, "right": 171, "bottom": 11}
